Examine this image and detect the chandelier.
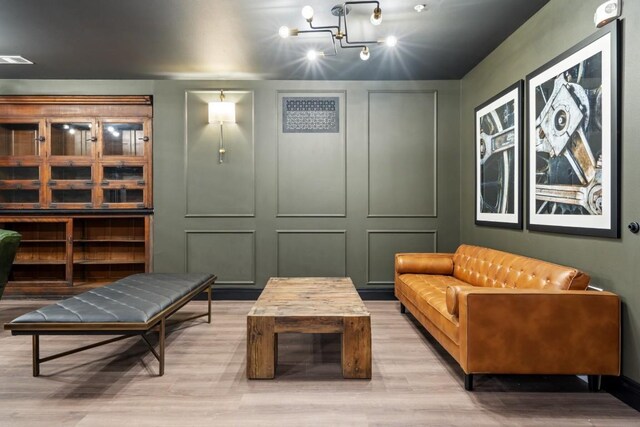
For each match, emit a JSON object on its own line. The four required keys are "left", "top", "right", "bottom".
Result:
{"left": 278, "top": 1, "right": 398, "bottom": 61}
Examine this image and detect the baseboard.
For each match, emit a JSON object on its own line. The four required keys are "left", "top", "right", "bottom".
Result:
{"left": 357, "top": 289, "right": 395, "bottom": 300}
{"left": 211, "top": 289, "right": 262, "bottom": 300}
{"left": 198, "top": 287, "right": 396, "bottom": 301}
{"left": 603, "top": 375, "right": 640, "bottom": 412}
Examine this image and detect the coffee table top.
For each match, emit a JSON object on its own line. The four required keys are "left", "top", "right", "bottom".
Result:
{"left": 248, "top": 277, "right": 369, "bottom": 318}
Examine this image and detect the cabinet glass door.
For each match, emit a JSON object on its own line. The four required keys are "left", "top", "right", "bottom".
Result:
{"left": 0, "top": 166, "right": 39, "bottom": 180}
{"left": 0, "top": 165, "right": 42, "bottom": 208}
{"left": 51, "top": 121, "right": 95, "bottom": 157}
{"left": 0, "top": 121, "right": 43, "bottom": 157}
{"left": 101, "top": 122, "right": 146, "bottom": 157}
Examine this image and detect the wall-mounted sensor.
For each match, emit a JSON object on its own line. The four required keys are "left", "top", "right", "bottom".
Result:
{"left": 628, "top": 222, "right": 640, "bottom": 234}
{"left": 594, "top": 0, "right": 621, "bottom": 28}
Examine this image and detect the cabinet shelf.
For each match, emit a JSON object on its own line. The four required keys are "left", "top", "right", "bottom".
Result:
{"left": 73, "top": 259, "right": 145, "bottom": 265}
{"left": 14, "top": 260, "right": 66, "bottom": 265}
{"left": 8, "top": 280, "right": 69, "bottom": 286}
{"left": 20, "top": 239, "right": 67, "bottom": 243}
{"left": 73, "top": 239, "right": 145, "bottom": 243}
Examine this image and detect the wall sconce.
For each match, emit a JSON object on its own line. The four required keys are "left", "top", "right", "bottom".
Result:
{"left": 208, "top": 90, "right": 236, "bottom": 164}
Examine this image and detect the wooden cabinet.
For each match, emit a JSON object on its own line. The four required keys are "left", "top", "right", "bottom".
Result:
{"left": 0, "top": 96, "right": 152, "bottom": 210}
{"left": 0, "top": 215, "right": 151, "bottom": 298}
{"left": 0, "top": 96, "right": 153, "bottom": 297}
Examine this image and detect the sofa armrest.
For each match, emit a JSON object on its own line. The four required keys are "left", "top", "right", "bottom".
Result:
{"left": 454, "top": 287, "right": 620, "bottom": 375}
{"left": 395, "top": 253, "right": 454, "bottom": 275}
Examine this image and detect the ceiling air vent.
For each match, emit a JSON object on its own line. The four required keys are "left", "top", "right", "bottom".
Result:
{"left": 0, "top": 56, "right": 33, "bottom": 64}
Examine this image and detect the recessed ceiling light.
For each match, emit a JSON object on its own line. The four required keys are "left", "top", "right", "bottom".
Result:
{"left": 0, "top": 55, "right": 33, "bottom": 65}
{"left": 414, "top": 4, "right": 427, "bottom": 12}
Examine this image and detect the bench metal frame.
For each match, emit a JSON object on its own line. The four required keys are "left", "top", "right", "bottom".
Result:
{"left": 5, "top": 276, "right": 215, "bottom": 377}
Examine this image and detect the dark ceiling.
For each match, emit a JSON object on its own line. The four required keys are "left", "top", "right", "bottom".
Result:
{"left": 0, "top": 0, "right": 549, "bottom": 80}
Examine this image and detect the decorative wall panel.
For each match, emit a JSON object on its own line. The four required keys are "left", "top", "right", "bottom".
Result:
{"left": 185, "top": 90, "right": 255, "bottom": 217}
{"left": 277, "top": 91, "right": 346, "bottom": 216}
{"left": 366, "top": 230, "right": 437, "bottom": 284}
{"left": 368, "top": 91, "right": 437, "bottom": 217}
{"left": 185, "top": 230, "right": 255, "bottom": 285}
{"left": 277, "top": 230, "right": 347, "bottom": 277}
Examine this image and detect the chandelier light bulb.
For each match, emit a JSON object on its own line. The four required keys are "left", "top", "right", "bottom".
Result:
{"left": 68, "top": 128, "right": 76, "bottom": 135}
{"left": 385, "top": 35, "right": 398, "bottom": 47}
{"left": 370, "top": 7, "right": 382, "bottom": 25}
{"left": 360, "top": 47, "right": 370, "bottom": 61}
{"left": 279, "top": 26, "right": 290, "bottom": 38}
{"left": 301, "top": 5, "right": 314, "bottom": 21}
{"left": 307, "top": 50, "right": 318, "bottom": 61}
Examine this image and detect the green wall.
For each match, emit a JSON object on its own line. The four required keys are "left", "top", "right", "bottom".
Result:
{"left": 153, "top": 80, "right": 460, "bottom": 292}
{"left": 460, "top": 0, "right": 640, "bottom": 383}
{"left": 0, "top": 79, "right": 461, "bottom": 293}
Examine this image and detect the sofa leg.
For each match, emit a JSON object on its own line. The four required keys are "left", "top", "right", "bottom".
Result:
{"left": 400, "top": 303, "right": 406, "bottom": 314}
{"left": 588, "top": 375, "right": 601, "bottom": 392}
{"left": 464, "top": 374, "right": 474, "bottom": 391}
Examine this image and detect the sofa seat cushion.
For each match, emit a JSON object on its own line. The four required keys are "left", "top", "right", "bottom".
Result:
{"left": 397, "top": 274, "right": 471, "bottom": 344}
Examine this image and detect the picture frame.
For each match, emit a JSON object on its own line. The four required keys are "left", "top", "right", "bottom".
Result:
{"left": 526, "top": 20, "right": 620, "bottom": 238}
{"left": 474, "top": 80, "right": 524, "bottom": 229}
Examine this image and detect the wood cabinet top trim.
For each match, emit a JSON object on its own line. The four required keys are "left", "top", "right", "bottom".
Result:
{"left": 0, "top": 96, "right": 152, "bottom": 105}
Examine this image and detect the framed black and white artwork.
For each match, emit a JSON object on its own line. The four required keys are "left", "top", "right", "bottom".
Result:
{"left": 475, "top": 81, "right": 523, "bottom": 229}
{"left": 526, "top": 21, "right": 619, "bottom": 237}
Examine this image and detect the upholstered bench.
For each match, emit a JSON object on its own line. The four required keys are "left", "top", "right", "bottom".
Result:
{"left": 4, "top": 273, "right": 216, "bottom": 377}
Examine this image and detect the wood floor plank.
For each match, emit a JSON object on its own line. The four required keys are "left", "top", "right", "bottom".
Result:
{"left": 0, "top": 299, "right": 638, "bottom": 426}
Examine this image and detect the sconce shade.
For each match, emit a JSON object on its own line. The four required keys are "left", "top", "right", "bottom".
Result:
{"left": 208, "top": 102, "right": 236, "bottom": 123}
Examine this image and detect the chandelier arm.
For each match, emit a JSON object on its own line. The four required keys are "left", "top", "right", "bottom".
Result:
{"left": 308, "top": 21, "right": 340, "bottom": 32}
{"left": 338, "top": 39, "right": 367, "bottom": 50}
{"left": 345, "top": 0, "right": 380, "bottom": 6}
{"left": 342, "top": 0, "right": 382, "bottom": 45}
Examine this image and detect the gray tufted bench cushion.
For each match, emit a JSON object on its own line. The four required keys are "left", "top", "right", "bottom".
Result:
{"left": 5, "top": 272, "right": 217, "bottom": 377}
{"left": 10, "top": 273, "right": 214, "bottom": 324}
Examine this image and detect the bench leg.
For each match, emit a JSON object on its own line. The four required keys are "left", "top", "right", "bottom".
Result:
{"left": 32, "top": 335, "right": 40, "bottom": 377}
{"left": 400, "top": 303, "right": 406, "bottom": 314}
{"left": 207, "top": 285, "right": 212, "bottom": 324}
{"left": 159, "top": 318, "right": 165, "bottom": 376}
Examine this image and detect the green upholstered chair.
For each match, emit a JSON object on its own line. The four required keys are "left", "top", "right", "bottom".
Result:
{"left": 0, "top": 229, "right": 21, "bottom": 300}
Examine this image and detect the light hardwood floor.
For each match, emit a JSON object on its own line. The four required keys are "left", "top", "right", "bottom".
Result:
{"left": 0, "top": 300, "right": 638, "bottom": 426}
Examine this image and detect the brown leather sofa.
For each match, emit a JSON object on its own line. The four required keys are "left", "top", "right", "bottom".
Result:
{"left": 395, "top": 244, "right": 620, "bottom": 391}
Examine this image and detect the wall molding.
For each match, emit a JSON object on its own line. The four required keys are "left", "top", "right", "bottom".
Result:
{"left": 275, "top": 90, "right": 347, "bottom": 217}
{"left": 184, "top": 90, "right": 256, "bottom": 217}
{"left": 365, "top": 230, "right": 438, "bottom": 285}
{"left": 184, "top": 230, "right": 256, "bottom": 285}
{"left": 367, "top": 90, "right": 438, "bottom": 218}
{"left": 276, "top": 230, "right": 347, "bottom": 276}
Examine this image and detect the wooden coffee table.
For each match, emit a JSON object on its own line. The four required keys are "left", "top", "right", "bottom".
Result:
{"left": 247, "top": 277, "right": 371, "bottom": 379}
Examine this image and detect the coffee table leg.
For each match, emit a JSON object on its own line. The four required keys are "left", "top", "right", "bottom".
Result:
{"left": 247, "top": 316, "right": 276, "bottom": 379}
{"left": 342, "top": 316, "right": 372, "bottom": 379}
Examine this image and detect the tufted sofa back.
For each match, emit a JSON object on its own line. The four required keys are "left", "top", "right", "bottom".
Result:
{"left": 452, "top": 244, "right": 590, "bottom": 291}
